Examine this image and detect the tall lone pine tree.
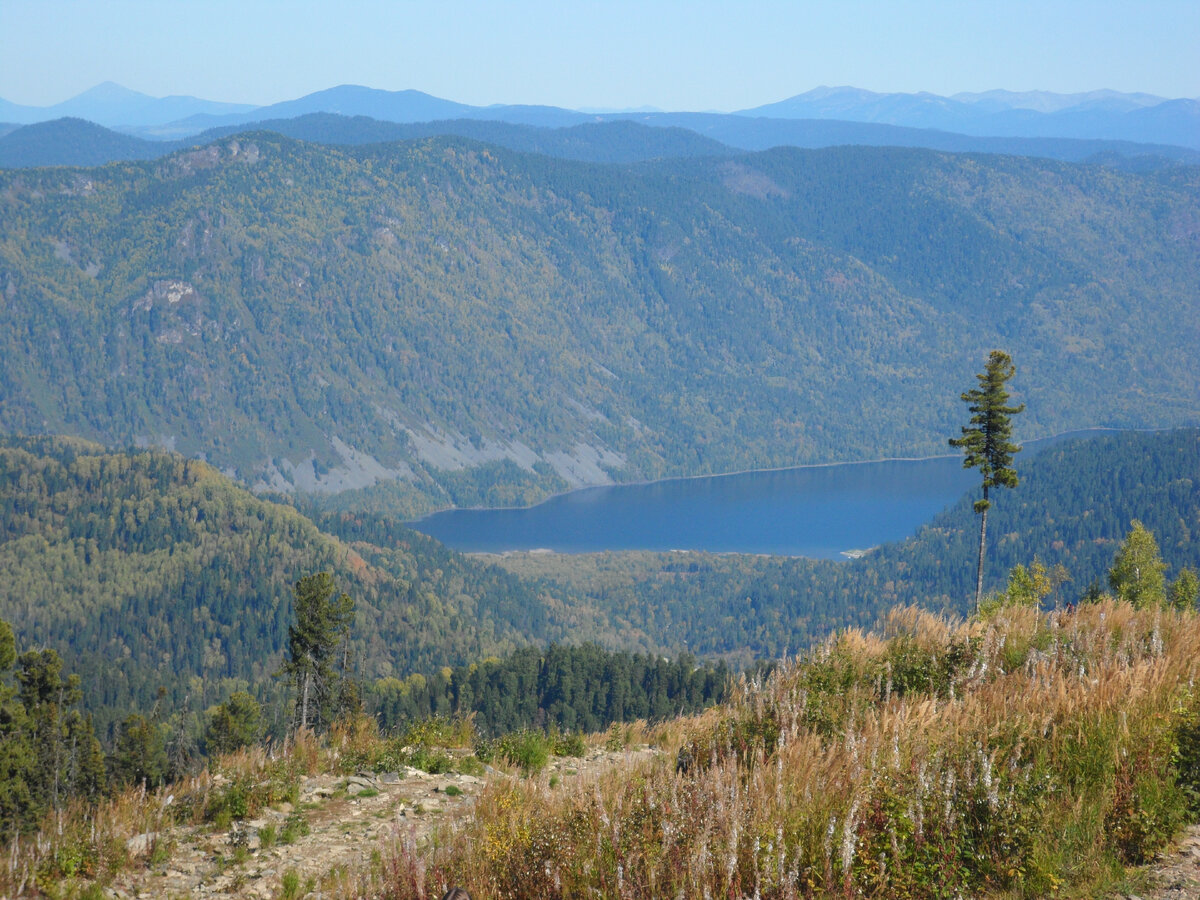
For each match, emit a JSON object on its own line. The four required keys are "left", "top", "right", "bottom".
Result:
{"left": 950, "top": 350, "right": 1025, "bottom": 610}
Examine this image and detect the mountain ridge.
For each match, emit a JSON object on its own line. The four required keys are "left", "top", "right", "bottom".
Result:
{"left": 3, "top": 110, "right": 1197, "bottom": 174}
{"left": 3, "top": 82, "right": 1195, "bottom": 148}
{"left": 0, "top": 81, "right": 256, "bottom": 128}
{"left": 740, "top": 85, "right": 1200, "bottom": 148}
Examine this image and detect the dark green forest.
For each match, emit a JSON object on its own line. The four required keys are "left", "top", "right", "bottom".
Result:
{"left": 1, "top": 135, "right": 1197, "bottom": 514}
{"left": 368, "top": 643, "right": 730, "bottom": 737}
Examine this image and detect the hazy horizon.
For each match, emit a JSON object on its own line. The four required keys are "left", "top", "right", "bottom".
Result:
{"left": 2, "top": 0, "right": 1196, "bottom": 111}
{"left": 1, "top": 80, "right": 1195, "bottom": 117}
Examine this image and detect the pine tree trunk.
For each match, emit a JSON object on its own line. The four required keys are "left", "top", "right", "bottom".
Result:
{"left": 301, "top": 670, "right": 311, "bottom": 731}
{"left": 975, "top": 486, "right": 990, "bottom": 611}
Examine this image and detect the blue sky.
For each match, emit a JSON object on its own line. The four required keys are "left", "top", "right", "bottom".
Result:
{"left": 2, "top": 0, "right": 1197, "bottom": 109}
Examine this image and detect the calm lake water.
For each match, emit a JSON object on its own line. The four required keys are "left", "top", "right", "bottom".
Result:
{"left": 409, "top": 434, "right": 1095, "bottom": 558}
{"left": 411, "top": 454, "right": 982, "bottom": 558}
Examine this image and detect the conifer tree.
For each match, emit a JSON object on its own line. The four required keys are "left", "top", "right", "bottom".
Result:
{"left": 282, "top": 572, "right": 355, "bottom": 733}
{"left": 205, "top": 690, "right": 262, "bottom": 756}
{"left": 0, "top": 623, "right": 105, "bottom": 833}
{"left": 950, "top": 350, "right": 1025, "bottom": 610}
{"left": 0, "top": 621, "right": 33, "bottom": 835}
{"left": 111, "top": 713, "right": 167, "bottom": 789}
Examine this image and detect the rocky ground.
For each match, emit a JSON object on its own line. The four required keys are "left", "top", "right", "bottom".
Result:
{"left": 104, "top": 746, "right": 660, "bottom": 899}
{"left": 1132, "top": 824, "right": 1200, "bottom": 900}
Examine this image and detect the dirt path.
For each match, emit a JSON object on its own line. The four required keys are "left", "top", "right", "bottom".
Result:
{"left": 106, "top": 767, "right": 478, "bottom": 898}
{"left": 1134, "top": 824, "right": 1200, "bottom": 899}
{"left": 105, "top": 746, "right": 660, "bottom": 898}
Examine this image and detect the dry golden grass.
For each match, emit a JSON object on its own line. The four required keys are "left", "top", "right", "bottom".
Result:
{"left": 370, "top": 600, "right": 1200, "bottom": 899}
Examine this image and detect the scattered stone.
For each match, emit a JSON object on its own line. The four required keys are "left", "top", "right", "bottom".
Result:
{"left": 125, "top": 832, "right": 158, "bottom": 856}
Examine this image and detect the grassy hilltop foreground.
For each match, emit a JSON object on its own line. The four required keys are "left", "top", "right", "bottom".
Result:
{"left": 7, "top": 596, "right": 1200, "bottom": 898}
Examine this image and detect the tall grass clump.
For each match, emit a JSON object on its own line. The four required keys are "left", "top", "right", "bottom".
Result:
{"left": 379, "top": 601, "right": 1200, "bottom": 899}
{"left": 333, "top": 713, "right": 476, "bottom": 775}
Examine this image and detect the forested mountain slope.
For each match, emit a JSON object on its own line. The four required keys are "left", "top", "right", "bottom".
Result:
{"left": 1, "top": 136, "right": 1197, "bottom": 513}
{"left": 0, "top": 117, "right": 176, "bottom": 168}
{"left": 0, "top": 436, "right": 592, "bottom": 733}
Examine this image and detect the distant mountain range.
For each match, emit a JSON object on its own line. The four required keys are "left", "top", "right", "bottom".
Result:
{"left": 2, "top": 82, "right": 1197, "bottom": 149}
{"left": 0, "top": 115, "right": 735, "bottom": 169}
{"left": 0, "top": 81, "right": 256, "bottom": 128}
{"left": 740, "top": 86, "right": 1200, "bottom": 150}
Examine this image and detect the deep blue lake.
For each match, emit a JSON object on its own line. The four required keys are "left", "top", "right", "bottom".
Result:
{"left": 410, "top": 454, "right": 982, "bottom": 558}
{"left": 409, "top": 433, "right": 1097, "bottom": 558}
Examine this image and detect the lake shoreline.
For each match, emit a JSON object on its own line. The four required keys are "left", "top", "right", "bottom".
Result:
{"left": 408, "top": 425, "right": 1129, "bottom": 522}
{"left": 406, "top": 426, "right": 1178, "bottom": 558}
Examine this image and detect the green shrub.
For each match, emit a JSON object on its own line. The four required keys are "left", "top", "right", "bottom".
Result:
{"left": 408, "top": 747, "right": 455, "bottom": 774}
{"left": 1172, "top": 688, "right": 1200, "bottom": 814}
{"left": 498, "top": 730, "right": 551, "bottom": 774}
{"left": 473, "top": 737, "right": 496, "bottom": 764}
{"left": 604, "top": 723, "right": 625, "bottom": 752}
{"left": 879, "top": 634, "right": 976, "bottom": 698}
{"left": 1106, "top": 755, "right": 1187, "bottom": 864}
{"left": 280, "top": 868, "right": 302, "bottom": 900}
{"left": 553, "top": 730, "right": 587, "bottom": 757}
{"left": 402, "top": 715, "right": 474, "bottom": 749}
